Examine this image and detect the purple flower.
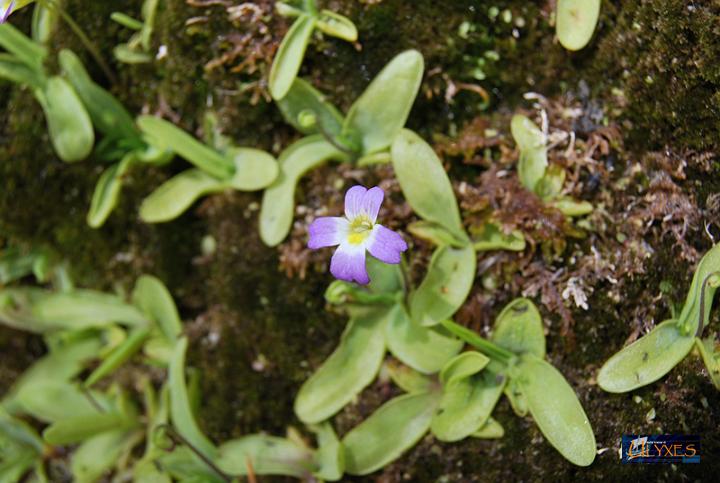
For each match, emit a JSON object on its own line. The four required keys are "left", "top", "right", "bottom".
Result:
{"left": 0, "top": 1, "right": 15, "bottom": 23}
{"left": 308, "top": 185, "right": 408, "bottom": 285}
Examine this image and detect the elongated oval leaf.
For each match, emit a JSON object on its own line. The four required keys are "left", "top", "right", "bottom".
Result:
{"left": 225, "top": 147, "right": 278, "bottom": 190}
{"left": 343, "top": 392, "right": 438, "bottom": 475}
{"left": 311, "top": 422, "right": 344, "bottom": 482}
{"left": 491, "top": 298, "right": 546, "bottom": 358}
{"left": 294, "top": 309, "right": 387, "bottom": 424}
{"left": 385, "top": 305, "right": 463, "bottom": 374}
{"left": 409, "top": 244, "right": 476, "bottom": 327}
{"left": 43, "top": 412, "right": 132, "bottom": 445}
{"left": 15, "top": 381, "right": 107, "bottom": 423}
{"left": 676, "top": 243, "right": 720, "bottom": 335}
{"left": 511, "top": 115, "right": 547, "bottom": 192}
{"left": 0, "top": 52, "right": 44, "bottom": 88}
{"left": 517, "top": 355, "right": 596, "bottom": 466}
{"left": 140, "top": 169, "right": 225, "bottom": 223}
{"left": 169, "top": 337, "right": 217, "bottom": 459}
{"left": 71, "top": 429, "right": 137, "bottom": 483}
{"left": 36, "top": 76, "right": 94, "bottom": 163}
{"left": 269, "top": 15, "right": 316, "bottom": 100}
{"left": 216, "top": 435, "right": 315, "bottom": 478}
{"left": 84, "top": 327, "right": 151, "bottom": 387}
{"left": 439, "top": 351, "right": 489, "bottom": 386}
{"left": 556, "top": 0, "right": 601, "bottom": 51}
{"left": 471, "top": 222, "right": 526, "bottom": 252}
{"left": 696, "top": 337, "right": 720, "bottom": 389}
{"left": 59, "top": 49, "right": 140, "bottom": 141}
{"left": 136, "top": 116, "right": 234, "bottom": 179}
{"left": 385, "top": 360, "right": 434, "bottom": 394}
{"left": 259, "top": 135, "right": 345, "bottom": 246}
{"left": 87, "top": 155, "right": 134, "bottom": 228}
{"left": 316, "top": 10, "right": 358, "bottom": 41}
{"left": 0, "top": 23, "right": 47, "bottom": 74}
{"left": 276, "top": 78, "right": 344, "bottom": 135}
{"left": 431, "top": 370, "right": 504, "bottom": 442}
{"left": 472, "top": 417, "right": 504, "bottom": 439}
{"left": 597, "top": 319, "right": 695, "bottom": 393}
{"left": 132, "top": 275, "right": 182, "bottom": 341}
{"left": 31, "top": 289, "right": 146, "bottom": 328}
{"left": 391, "top": 129, "right": 466, "bottom": 240}
{"left": 344, "top": 51, "right": 424, "bottom": 154}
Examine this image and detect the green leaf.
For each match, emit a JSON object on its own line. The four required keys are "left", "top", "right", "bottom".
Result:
{"left": 157, "top": 447, "right": 226, "bottom": 483}
{"left": 343, "top": 392, "right": 439, "bottom": 475}
{"left": 408, "top": 221, "right": 467, "bottom": 248}
{"left": 113, "top": 43, "right": 152, "bottom": 63}
{"left": 409, "top": 244, "right": 476, "bottom": 327}
{"left": 310, "top": 422, "right": 344, "bottom": 481}
{"left": 140, "top": 0, "right": 160, "bottom": 50}
{"left": 132, "top": 275, "right": 183, "bottom": 342}
{"left": 35, "top": 76, "right": 95, "bottom": 163}
{"left": 169, "top": 337, "right": 217, "bottom": 459}
{"left": 491, "top": 298, "right": 546, "bottom": 358}
{"left": 71, "top": 429, "right": 137, "bottom": 483}
{"left": 503, "top": 377, "right": 528, "bottom": 417}
{"left": 439, "top": 352, "right": 490, "bottom": 385}
{"left": 269, "top": 14, "right": 316, "bottom": 100}
{"left": 139, "top": 169, "right": 225, "bottom": 223}
{"left": 551, "top": 197, "right": 593, "bottom": 217}
{"left": 471, "top": 417, "right": 504, "bottom": 439}
{"left": 259, "top": 135, "right": 345, "bottom": 246}
{"left": 556, "top": 0, "right": 601, "bottom": 51}
{"left": 216, "top": 434, "right": 315, "bottom": 478}
{"left": 15, "top": 381, "right": 107, "bottom": 423}
{"left": 32, "top": 289, "right": 147, "bottom": 328}
{"left": 276, "top": 78, "right": 344, "bottom": 136}
{"left": 32, "top": 1, "right": 59, "bottom": 45}
{"left": 675, "top": 243, "right": 720, "bottom": 335}
{"left": 84, "top": 327, "right": 151, "bottom": 387}
{"left": 597, "top": 319, "right": 695, "bottom": 393}
{"left": 110, "top": 12, "right": 144, "bottom": 30}
{"left": 344, "top": 51, "right": 424, "bottom": 154}
{"left": 294, "top": 309, "right": 387, "bottom": 424}
{"left": 385, "top": 305, "right": 464, "bottom": 374}
{"left": 316, "top": 10, "right": 358, "bottom": 41}
{"left": 511, "top": 114, "right": 547, "bottom": 192}
{"left": 695, "top": 336, "right": 720, "bottom": 389}
{"left": 0, "top": 23, "right": 47, "bottom": 74}
{"left": 43, "top": 412, "right": 134, "bottom": 445}
{"left": 431, "top": 370, "right": 504, "bottom": 442}
{"left": 224, "top": 147, "right": 279, "bottom": 190}
{"left": 516, "top": 355, "right": 596, "bottom": 466}
{"left": 136, "top": 116, "right": 235, "bottom": 179}
{"left": 59, "top": 49, "right": 140, "bottom": 142}
{"left": 87, "top": 154, "right": 134, "bottom": 228}
{"left": 385, "top": 360, "right": 434, "bottom": 394}
{"left": 391, "top": 129, "right": 466, "bottom": 241}
{"left": 0, "top": 53, "right": 44, "bottom": 88}
{"left": 471, "top": 222, "right": 526, "bottom": 252}
{"left": 535, "top": 164, "right": 566, "bottom": 201}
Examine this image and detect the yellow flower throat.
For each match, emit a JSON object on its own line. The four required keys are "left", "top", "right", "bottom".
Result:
{"left": 347, "top": 215, "right": 373, "bottom": 245}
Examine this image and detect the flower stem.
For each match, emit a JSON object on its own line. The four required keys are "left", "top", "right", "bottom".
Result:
{"left": 40, "top": 0, "right": 116, "bottom": 83}
{"left": 440, "top": 319, "right": 515, "bottom": 363}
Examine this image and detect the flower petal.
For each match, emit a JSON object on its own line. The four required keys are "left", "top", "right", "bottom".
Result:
{"left": 344, "top": 185, "right": 368, "bottom": 220}
{"left": 344, "top": 185, "right": 384, "bottom": 222}
{"left": 367, "top": 224, "right": 408, "bottom": 264}
{"left": 308, "top": 217, "right": 348, "bottom": 249}
{"left": 330, "top": 243, "right": 369, "bottom": 284}
{"left": 0, "top": 1, "right": 14, "bottom": 23}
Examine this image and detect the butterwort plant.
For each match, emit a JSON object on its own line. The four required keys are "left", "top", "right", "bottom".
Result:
{"left": 308, "top": 186, "right": 407, "bottom": 284}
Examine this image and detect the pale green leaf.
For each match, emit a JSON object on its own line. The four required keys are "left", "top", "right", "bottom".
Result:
{"left": 535, "top": 164, "right": 566, "bottom": 201}
{"left": 132, "top": 274, "right": 183, "bottom": 342}
{"left": 276, "top": 78, "right": 344, "bottom": 136}
{"left": 84, "top": 326, "right": 151, "bottom": 387}
{"left": 471, "top": 417, "right": 504, "bottom": 439}
{"left": 385, "top": 305, "right": 463, "bottom": 374}
{"left": 516, "top": 355, "right": 596, "bottom": 466}
{"left": 259, "top": 135, "right": 345, "bottom": 246}
{"left": 140, "top": 169, "right": 225, "bottom": 223}
{"left": 408, "top": 221, "right": 467, "bottom": 248}
{"left": 344, "top": 51, "right": 424, "bottom": 154}
{"left": 385, "top": 360, "right": 434, "bottom": 394}
{"left": 439, "top": 351, "right": 489, "bottom": 386}
{"left": 113, "top": 43, "right": 152, "bottom": 63}
{"left": 409, "top": 244, "right": 476, "bottom": 327}
{"left": 695, "top": 336, "right": 720, "bottom": 390}
{"left": 310, "top": 422, "right": 344, "bottom": 481}
{"left": 316, "top": 10, "right": 358, "bottom": 41}
{"left": 32, "top": 1, "right": 59, "bottom": 45}
{"left": 136, "top": 116, "right": 235, "bottom": 179}
{"left": 35, "top": 76, "right": 94, "bottom": 163}
{"left": 71, "top": 429, "right": 137, "bottom": 483}
{"left": 391, "top": 129, "right": 466, "bottom": 241}
{"left": 471, "top": 222, "right": 526, "bottom": 252}
{"left": 169, "top": 337, "right": 217, "bottom": 459}
{"left": 491, "top": 298, "right": 546, "bottom": 358}
{"left": 343, "top": 392, "right": 439, "bottom": 475}
{"left": 0, "top": 53, "right": 44, "bottom": 88}
{"left": 87, "top": 154, "right": 134, "bottom": 228}
{"left": 216, "top": 434, "right": 315, "bottom": 478}
{"left": 294, "top": 309, "right": 387, "bottom": 424}
{"left": 225, "top": 147, "right": 279, "bottom": 190}
{"left": 32, "top": 289, "right": 146, "bottom": 328}
{"left": 511, "top": 114, "right": 547, "bottom": 192}
{"left": 0, "top": 23, "right": 47, "bottom": 74}
{"left": 597, "top": 319, "right": 695, "bottom": 393}
{"left": 431, "top": 370, "right": 504, "bottom": 442}
{"left": 43, "top": 412, "right": 134, "bottom": 445}
{"left": 269, "top": 14, "right": 316, "bottom": 100}
{"left": 15, "top": 381, "right": 108, "bottom": 423}
{"left": 551, "top": 197, "right": 593, "bottom": 217}
{"left": 556, "top": 0, "right": 601, "bottom": 51}
{"left": 675, "top": 243, "right": 720, "bottom": 335}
